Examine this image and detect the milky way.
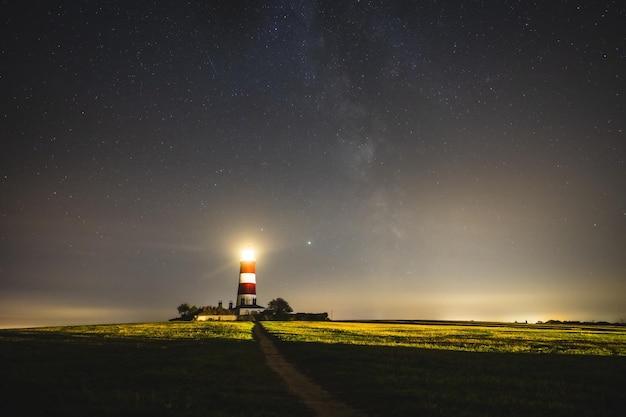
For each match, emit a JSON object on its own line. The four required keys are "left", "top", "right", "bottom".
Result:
{"left": 1, "top": 1, "right": 625, "bottom": 327}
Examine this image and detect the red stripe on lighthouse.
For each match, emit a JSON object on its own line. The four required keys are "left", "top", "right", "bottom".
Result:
{"left": 238, "top": 283, "right": 256, "bottom": 294}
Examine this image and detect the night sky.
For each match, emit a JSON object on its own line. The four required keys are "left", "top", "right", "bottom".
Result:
{"left": 2, "top": 1, "right": 625, "bottom": 328}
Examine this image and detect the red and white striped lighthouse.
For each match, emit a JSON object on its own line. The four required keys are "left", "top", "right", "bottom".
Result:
{"left": 236, "top": 248, "right": 264, "bottom": 315}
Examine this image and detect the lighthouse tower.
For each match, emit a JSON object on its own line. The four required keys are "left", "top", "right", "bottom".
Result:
{"left": 236, "top": 248, "right": 264, "bottom": 316}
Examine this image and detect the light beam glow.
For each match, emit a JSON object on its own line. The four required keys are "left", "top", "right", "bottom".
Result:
{"left": 241, "top": 248, "right": 255, "bottom": 261}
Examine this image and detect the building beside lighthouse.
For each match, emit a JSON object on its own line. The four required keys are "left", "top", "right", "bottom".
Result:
{"left": 236, "top": 248, "right": 265, "bottom": 316}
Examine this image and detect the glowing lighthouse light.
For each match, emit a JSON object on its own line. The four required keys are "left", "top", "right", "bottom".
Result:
{"left": 241, "top": 248, "right": 255, "bottom": 261}
{"left": 236, "top": 247, "right": 264, "bottom": 315}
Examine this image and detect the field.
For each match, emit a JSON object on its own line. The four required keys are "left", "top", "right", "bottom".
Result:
{"left": 0, "top": 322, "right": 312, "bottom": 417}
{"left": 262, "top": 321, "right": 626, "bottom": 416}
{"left": 1, "top": 320, "right": 625, "bottom": 417}
{"left": 261, "top": 320, "right": 626, "bottom": 355}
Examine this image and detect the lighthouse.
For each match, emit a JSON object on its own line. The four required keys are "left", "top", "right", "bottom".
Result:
{"left": 236, "top": 248, "right": 265, "bottom": 316}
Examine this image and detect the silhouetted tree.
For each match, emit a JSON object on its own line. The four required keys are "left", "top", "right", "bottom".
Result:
{"left": 267, "top": 298, "right": 293, "bottom": 318}
{"left": 175, "top": 303, "right": 200, "bottom": 320}
{"left": 177, "top": 303, "right": 190, "bottom": 317}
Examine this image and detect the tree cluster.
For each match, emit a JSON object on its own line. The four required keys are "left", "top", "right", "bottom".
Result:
{"left": 172, "top": 303, "right": 236, "bottom": 321}
{"left": 173, "top": 303, "right": 198, "bottom": 321}
{"left": 266, "top": 297, "right": 293, "bottom": 316}
{"left": 172, "top": 298, "right": 328, "bottom": 322}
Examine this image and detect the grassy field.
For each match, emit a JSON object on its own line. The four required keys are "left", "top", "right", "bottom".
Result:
{"left": 0, "top": 321, "right": 312, "bottom": 417}
{"left": 262, "top": 321, "right": 626, "bottom": 417}
{"left": 261, "top": 320, "right": 626, "bottom": 355}
{"left": 2, "top": 320, "right": 625, "bottom": 417}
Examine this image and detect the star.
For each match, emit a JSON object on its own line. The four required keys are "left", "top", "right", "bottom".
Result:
{"left": 1, "top": 1, "right": 624, "bottom": 327}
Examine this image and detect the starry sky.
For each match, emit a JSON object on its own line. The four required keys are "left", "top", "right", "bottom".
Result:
{"left": 2, "top": 1, "right": 625, "bottom": 328}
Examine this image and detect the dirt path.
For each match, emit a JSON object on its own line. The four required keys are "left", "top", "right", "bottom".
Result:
{"left": 253, "top": 323, "right": 368, "bottom": 417}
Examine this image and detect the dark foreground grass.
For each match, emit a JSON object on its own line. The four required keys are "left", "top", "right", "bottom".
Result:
{"left": 268, "top": 328, "right": 626, "bottom": 417}
{"left": 0, "top": 322, "right": 312, "bottom": 417}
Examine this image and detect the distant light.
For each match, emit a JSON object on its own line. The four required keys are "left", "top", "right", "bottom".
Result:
{"left": 241, "top": 248, "right": 255, "bottom": 261}
{"left": 307, "top": 241, "right": 312, "bottom": 245}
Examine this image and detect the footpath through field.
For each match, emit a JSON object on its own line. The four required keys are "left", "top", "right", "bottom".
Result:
{"left": 254, "top": 323, "right": 368, "bottom": 417}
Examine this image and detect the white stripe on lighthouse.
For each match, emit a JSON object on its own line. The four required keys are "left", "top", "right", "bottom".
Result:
{"left": 239, "top": 273, "right": 256, "bottom": 284}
